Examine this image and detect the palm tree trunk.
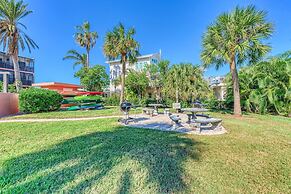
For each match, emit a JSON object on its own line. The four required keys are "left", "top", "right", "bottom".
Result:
{"left": 86, "top": 49, "right": 90, "bottom": 68}
{"left": 230, "top": 58, "right": 242, "bottom": 116}
{"left": 120, "top": 54, "right": 126, "bottom": 104}
{"left": 11, "top": 54, "right": 22, "bottom": 92}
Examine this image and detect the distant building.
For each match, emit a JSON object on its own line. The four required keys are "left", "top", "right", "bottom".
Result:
{"left": 0, "top": 51, "right": 35, "bottom": 87}
{"left": 208, "top": 76, "right": 226, "bottom": 101}
{"left": 107, "top": 51, "right": 161, "bottom": 94}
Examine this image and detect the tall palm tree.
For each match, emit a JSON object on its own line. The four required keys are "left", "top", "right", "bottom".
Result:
{"left": 103, "top": 23, "right": 139, "bottom": 104}
{"left": 0, "top": 0, "right": 38, "bottom": 92}
{"left": 63, "top": 49, "right": 87, "bottom": 68}
{"left": 75, "top": 21, "right": 97, "bottom": 68}
{"left": 201, "top": 5, "right": 273, "bottom": 116}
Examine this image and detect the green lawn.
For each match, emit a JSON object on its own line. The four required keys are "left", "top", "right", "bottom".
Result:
{"left": 1, "top": 106, "right": 123, "bottom": 119}
{"left": 0, "top": 113, "right": 290, "bottom": 193}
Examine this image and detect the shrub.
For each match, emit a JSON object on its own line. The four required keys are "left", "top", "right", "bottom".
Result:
{"left": 104, "top": 94, "right": 120, "bottom": 106}
{"left": 19, "top": 88, "right": 63, "bottom": 113}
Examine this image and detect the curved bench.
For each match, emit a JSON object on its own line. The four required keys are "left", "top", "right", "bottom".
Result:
{"left": 142, "top": 108, "right": 154, "bottom": 116}
{"left": 169, "top": 114, "right": 182, "bottom": 130}
{"left": 193, "top": 118, "right": 222, "bottom": 132}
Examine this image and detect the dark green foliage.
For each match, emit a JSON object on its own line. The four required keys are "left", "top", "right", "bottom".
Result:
{"left": 225, "top": 51, "right": 291, "bottom": 116}
{"left": 125, "top": 70, "right": 149, "bottom": 103}
{"left": 104, "top": 94, "right": 120, "bottom": 106}
{"left": 164, "top": 63, "right": 211, "bottom": 102}
{"left": 75, "top": 65, "right": 109, "bottom": 91}
{"left": 19, "top": 88, "right": 63, "bottom": 113}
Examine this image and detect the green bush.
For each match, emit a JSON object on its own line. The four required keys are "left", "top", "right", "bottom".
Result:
{"left": 19, "top": 88, "right": 63, "bottom": 113}
{"left": 104, "top": 94, "right": 120, "bottom": 106}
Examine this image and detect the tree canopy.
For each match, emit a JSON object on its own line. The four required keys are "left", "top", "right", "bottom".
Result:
{"left": 164, "top": 63, "right": 210, "bottom": 103}
{"left": 75, "top": 65, "right": 109, "bottom": 92}
{"left": 201, "top": 5, "right": 273, "bottom": 116}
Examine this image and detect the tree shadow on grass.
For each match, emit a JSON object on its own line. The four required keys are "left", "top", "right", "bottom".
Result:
{"left": 1, "top": 126, "right": 203, "bottom": 193}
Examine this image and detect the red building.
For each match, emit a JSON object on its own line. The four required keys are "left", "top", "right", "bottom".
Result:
{"left": 32, "top": 82, "right": 84, "bottom": 96}
{"left": 32, "top": 82, "right": 104, "bottom": 96}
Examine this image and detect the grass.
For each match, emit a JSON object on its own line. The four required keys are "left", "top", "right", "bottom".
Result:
{"left": 1, "top": 106, "right": 124, "bottom": 120}
{"left": 0, "top": 113, "right": 290, "bottom": 193}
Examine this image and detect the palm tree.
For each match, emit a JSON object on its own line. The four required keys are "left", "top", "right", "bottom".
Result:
{"left": 201, "top": 5, "right": 273, "bottom": 116}
{"left": 0, "top": 0, "right": 38, "bottom": 92}
{"left": 103, "top": 23, "right": 139, "bottom": 104}
{"left": 75, "top": 21, "right": 98, "bottom": 68}
{"left": 164, "top": 63, "right": 209, "bottom": 103}
{"left": 63, "top": 50, "right": 87, "bottom": 68}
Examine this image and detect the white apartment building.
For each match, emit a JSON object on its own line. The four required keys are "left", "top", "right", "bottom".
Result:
{"left": 208, "top": 76, "right": 227, "bottom": 101}
{"left": 107, "top": 51, "right": 161, "bottom": 93}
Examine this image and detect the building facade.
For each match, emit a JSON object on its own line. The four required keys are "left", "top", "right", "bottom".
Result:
{"left": 107, "top": 51, "right": 161, "bottom": 93}
{"left": 0, "top": 52, "right": 35, "bottom": 87}
{"left": 208, "top": 76, "right": 227, "bottom": 101}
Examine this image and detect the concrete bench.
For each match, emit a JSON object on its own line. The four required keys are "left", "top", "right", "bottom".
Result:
{"left": 196, "top": 113, "right": 211, "bottom": 118}
{"left": 142, "top": 108, "right": 154, "bottom": 116}
{"left": 164, "top": 108, "right": 170, "bottom": 115}
{"left": 192, "top": 118, "right": 222, "bottom": 132}
{"left": 169, "top": 114, "right": 182, "bottom": 130}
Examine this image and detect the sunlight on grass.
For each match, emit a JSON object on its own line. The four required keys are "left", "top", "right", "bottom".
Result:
{"left": 0, "top": 114, "right": 290, "bottom": 193}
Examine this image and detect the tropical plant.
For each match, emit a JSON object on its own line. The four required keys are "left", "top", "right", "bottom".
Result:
{"left": 103, "top": 23, "right": 139, "bottom": 104}
{"left": 164, "top": 63, "right": 210, "bottom": 103}
{"left": 225, "top": 51, "right": 291, "bottom": 116}
{"left": 146, "top": 60, "right": 170, "bottom": 101}
{"left": 201, "top": 5, "right": 273, "bottom": 116}
{"left": 74, "top": 65, "right": 109, "bottom": 91}
{"left": 75, "top": 21, "right": 98, "bottom": 68}
{"left": 125, "top": 70, "right": 149, "bottom": 102}
{"left": 63, "top": 49, "right": 87, "bottom": 68}
{"left": 0, "top": 0, "right": 38, "bottom": 92}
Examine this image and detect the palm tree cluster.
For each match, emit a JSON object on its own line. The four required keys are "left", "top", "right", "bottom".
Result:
{"left": 163, "top": 63, "right": 210, "bottom": 103}
{"left": 201, "top": 5, "right": 273, "bottom": 116}
{"left": 0, "top": 0, "right": 38, "bottom": 92}
{"left": 123, "top": 61, "right": 211, "bottom": 106}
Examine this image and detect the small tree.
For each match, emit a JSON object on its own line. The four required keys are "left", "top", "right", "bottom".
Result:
{"left": 201, "top": 5, "right": 273, "bottom": 116}
{"left": 125, "top": 70, "right": 149, "bottom": 101}
{"left": 75, "top": 65, "right": 109, "bottom": 91}
{"left": 146, "top": 60, "right": 170, "bottom": 101}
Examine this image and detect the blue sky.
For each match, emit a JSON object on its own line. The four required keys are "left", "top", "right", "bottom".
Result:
{"left": 19, "top": 0, "right": 291, "bottom": 84}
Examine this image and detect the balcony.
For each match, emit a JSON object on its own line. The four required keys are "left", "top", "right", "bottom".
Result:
{"left": 0, "top": 61, "right": 34, "bottom": 73}
{"left": 22, "top": 79, "right": 34, "bottom": 86}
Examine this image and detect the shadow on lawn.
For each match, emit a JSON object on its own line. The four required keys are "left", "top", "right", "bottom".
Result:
{"left": 2, "top": 127, "right": 202, "bottom": 193}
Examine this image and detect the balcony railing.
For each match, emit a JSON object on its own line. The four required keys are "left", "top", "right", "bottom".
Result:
{"left": 0, "top": 61, "right": 34, "bottom": 73}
